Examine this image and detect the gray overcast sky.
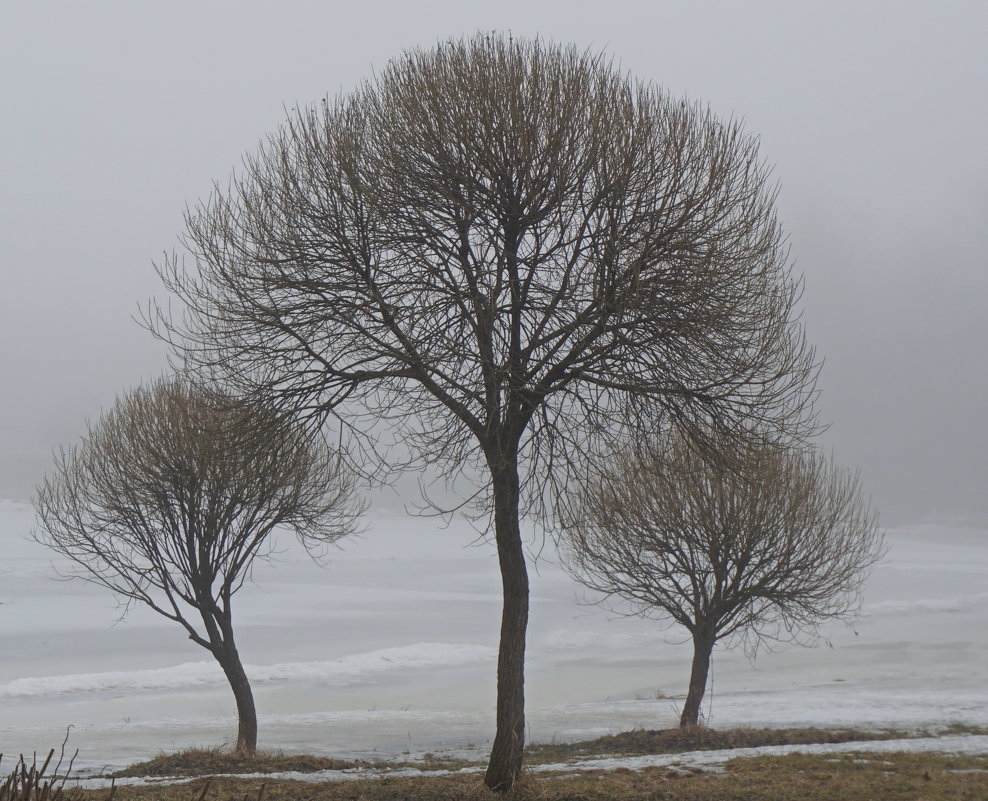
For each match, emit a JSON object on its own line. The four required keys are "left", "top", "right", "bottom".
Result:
{"left": 2, "top": 1, "right": 985, "bottom": 525}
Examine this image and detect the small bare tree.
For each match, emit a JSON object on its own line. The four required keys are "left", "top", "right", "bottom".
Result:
{"left": 560, "top": 433, "right": 883, "bottom": 727}
{"left": 152, "top": 35, "right": 819, "bottom": 789}
{"left": 33, "top": 378, "right": 363, "bottom": 756}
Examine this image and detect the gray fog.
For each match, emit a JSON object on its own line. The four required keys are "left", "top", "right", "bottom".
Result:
{"left": 2, "top": 1, "right": 985, "bottom": 525}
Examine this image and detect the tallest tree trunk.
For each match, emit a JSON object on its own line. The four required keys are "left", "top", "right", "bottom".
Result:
{"left": 484, "top": 459, "right": 530, "bottom": 793}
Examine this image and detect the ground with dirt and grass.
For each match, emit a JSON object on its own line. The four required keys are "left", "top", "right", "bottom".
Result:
{"left": 70, "top": 751, "right": 988, "bottom": 801}
{"left": 102, "top": 725, "right": 968, "bottom": 777}
{"left": 27, "top": 726, "right": 977, "bottom": 801}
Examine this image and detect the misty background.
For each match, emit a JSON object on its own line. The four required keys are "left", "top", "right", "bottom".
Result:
{"left": 2, "top": 1, "right": 985, "bottom": 526}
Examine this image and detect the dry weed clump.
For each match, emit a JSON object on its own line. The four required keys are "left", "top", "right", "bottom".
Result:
{"left": 1, "top": 750, "right": 82, "bottom": 801}
{"left": 524, "top": 725, "right": 902, "bottom": 764}
{"left": 110, "top": 748, "right": 361, "bottom": 779}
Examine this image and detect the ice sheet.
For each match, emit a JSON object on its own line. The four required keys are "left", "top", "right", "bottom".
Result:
{"left": 2, "top": 499, "right": 986, "bottom": 771}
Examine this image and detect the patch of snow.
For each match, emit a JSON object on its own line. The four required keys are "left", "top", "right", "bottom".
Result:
{"left": 528, "top": 734, "right": 988, "bottom": 773}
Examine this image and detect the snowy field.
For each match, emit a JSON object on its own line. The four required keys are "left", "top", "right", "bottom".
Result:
{"left": 1, "top": 497, "right": 986, "bottom": 773}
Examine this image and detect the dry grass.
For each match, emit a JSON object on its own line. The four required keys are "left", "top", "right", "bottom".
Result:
{"left": 2, "top": 751, "right": 82, "bottom": 801}
{"left": 523, "top": 723, "right": 908, "bottom": 763}
{"left": 76, "top": 752, "right": 988, "bottom": 801}
{"left": 109, "top": 749, "right": 364, "bottom": 778}
{"left": 111, "top": 726, "right": 916, "bottom": 779}
{"left": 723, "top": 751, "right": 988, "bottom": 801}
{"left": 53, "top": 725, "right": 988, "bottom": 800}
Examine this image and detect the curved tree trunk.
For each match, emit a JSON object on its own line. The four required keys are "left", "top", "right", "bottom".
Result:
{"left": 216, "top": 640, "right": 258, "bottom": 756}
{"left": 680, "top": 628, "right": 715, "bottom": 727}
{"left": 484, "top": 460, "right": 530, "bottom": 793}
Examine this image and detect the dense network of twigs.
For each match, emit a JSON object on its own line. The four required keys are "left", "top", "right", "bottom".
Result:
{"left": 148, "top": 33, "right": 821, "bottom": 790}
{"left": 33, "top": 378, "right": 364, "bottom": 755}
{"left": 559, "top": 431, "right": 884, "bottom": 724}
{"left": 34, "top": 378, "right": 362, "bottom": 633}
{"left": 153, "top": 35, "right": 818, "bottom": 518}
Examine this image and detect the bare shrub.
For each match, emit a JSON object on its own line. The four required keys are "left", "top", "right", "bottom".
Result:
{"left": 34, "top": 378, "right": 363, "bottom": 755}
{"left": 560, "top": 433, "right": 883, "bottom": 726}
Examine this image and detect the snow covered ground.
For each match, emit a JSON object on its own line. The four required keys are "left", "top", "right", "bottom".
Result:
{"left": 2, "top": 498, "right": 986, "bottom": 773}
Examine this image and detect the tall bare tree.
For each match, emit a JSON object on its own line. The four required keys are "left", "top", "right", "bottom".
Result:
{"left": 152, "top": 35, "right": 818, "bottom": 789}
{"left": 560, "top": 433, "right": 883, "bottom": 727}
{"left": 34, "top": 378, "right": 363, "bottom": 756}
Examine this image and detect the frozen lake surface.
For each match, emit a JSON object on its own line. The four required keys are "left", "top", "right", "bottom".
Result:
{"left": 2, "top": 498, "right": 986, "bottom": 773}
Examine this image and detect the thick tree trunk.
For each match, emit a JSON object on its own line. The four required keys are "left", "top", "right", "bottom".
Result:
{"left": 484, "top": 461, "right": 530, "bottom": 793}
{"left": 215, "top": 641, "right": 258, "bottom": 756}
{"left": 680, "top": 629, "right": 715, "bottom": 727}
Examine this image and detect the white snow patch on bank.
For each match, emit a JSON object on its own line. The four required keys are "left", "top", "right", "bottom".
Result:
{"left": 864, "top": 593, "right": 988, "bottom": 616}
{"left": 0, "top": 643, "right": 495, "bottom": 699}
{"left": 529, "top": 734, "right": 988, "bottom": 774}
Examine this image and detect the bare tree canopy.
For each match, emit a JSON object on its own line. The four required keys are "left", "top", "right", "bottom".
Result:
{"left": 34, "top": 378, "right": 364, "bottom": 756}
{"left": 560, "top": 432, "right": 884, "bottom": 726}
{"left": 152, "top": 34, "right": 818, "bottom": 789}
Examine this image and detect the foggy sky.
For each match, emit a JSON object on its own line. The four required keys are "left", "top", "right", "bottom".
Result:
{"left": 2, "top": 1, "right": 985, "bottom": 525}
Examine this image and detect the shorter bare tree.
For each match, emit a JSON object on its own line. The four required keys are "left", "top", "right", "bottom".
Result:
{"left": 34, "top": 378, "right": 363, "bottom": 755}
{"left": 560, "top": 433, "right": 883, "bottom": 727}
